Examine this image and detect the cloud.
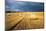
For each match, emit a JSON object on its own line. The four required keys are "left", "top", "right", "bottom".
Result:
{"left": 6, "top": 0, "right": 15, "bottom": 3}
{"left": 5, "top": 5, "right": 10, "bottom": 9}
{"left": 5, "top": 0, "right": 44, "bottom": 12}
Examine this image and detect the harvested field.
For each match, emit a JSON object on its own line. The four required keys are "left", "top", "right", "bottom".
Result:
{"left": 5, "top": 12, "right": 44, "bottom": 30}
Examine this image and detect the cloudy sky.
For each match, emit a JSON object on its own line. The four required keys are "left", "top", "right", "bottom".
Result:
{"left": 5, "top": 0, "right": 44, "bottom": 12}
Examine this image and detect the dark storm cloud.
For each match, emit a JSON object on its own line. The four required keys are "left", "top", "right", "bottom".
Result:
{"left": 5, "top": 0, "right": 44, "bottom": 12}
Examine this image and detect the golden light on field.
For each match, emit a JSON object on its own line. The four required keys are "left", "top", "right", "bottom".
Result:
{"left": 5, "top": 12, "right": 44, "bottom": 30}
{"left": 30, "top": 12, "right": 36, "bottom": 18}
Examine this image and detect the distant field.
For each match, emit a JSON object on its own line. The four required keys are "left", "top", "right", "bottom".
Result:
{"left": 5, "top": 12, "right": 44, "bottom": 30}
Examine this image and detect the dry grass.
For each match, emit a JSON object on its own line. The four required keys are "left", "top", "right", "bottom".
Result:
{"left": 5, "top": 12, "right": 44, "bottom": 30}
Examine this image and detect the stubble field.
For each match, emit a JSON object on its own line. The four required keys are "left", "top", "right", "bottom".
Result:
{"left": 5, "top": 12, "right": 44, "bottom": 30}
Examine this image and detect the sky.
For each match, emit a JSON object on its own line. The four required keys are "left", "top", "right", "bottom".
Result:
{"left": 5, "top": 0, "right": 44, "bottom": 12}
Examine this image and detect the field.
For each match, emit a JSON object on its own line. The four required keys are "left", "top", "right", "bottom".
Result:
{"left": 5, "top": 12, "right": 44, "bottom": 30}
